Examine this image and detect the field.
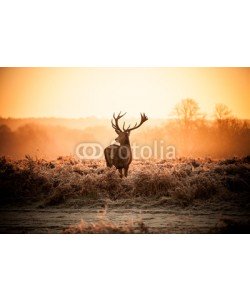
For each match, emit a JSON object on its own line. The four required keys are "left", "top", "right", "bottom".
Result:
{"left": 0, "top": 156, "right": 249, "bottom": 233}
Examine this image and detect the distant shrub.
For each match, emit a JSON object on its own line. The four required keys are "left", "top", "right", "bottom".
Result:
{"left": 64, "top": 218, "right": 149, "bottom": 234}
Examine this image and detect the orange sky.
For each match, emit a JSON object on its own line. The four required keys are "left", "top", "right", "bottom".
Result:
{"left": 0, "top": 67, "right": 249, "bottom": 119}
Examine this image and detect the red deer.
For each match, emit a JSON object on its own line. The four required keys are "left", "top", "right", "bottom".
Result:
{"left": 104, "top": 112, "right": 148, "bottom": 177}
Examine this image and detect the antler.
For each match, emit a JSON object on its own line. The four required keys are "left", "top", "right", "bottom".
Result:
{"left": 111, "top": 112, "right": 126, "bottom": 132}
{"left": 123, "top": 113, "right": 148, "bottom": 132}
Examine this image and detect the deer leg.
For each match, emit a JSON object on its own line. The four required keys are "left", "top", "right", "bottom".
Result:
{"left": 118, "top": 169, "right": 123, "bottom": 178}
{"left": 124, "top": 166, "right": 129, "bottom": 177}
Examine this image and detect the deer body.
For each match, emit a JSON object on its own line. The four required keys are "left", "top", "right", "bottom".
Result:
{"left": 104, "top": 112, "right": 148, "bottom": 177}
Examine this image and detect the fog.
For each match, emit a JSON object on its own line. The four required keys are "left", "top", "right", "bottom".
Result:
{"left": 1, "top": 115, "right": 249, "bottom": 159}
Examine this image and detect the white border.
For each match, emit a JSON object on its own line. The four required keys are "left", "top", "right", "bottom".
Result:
{"left": 0, "top": 0, "right": 249, "bottom": 66}
{"left": 0, "top": 1, "right": 249, "bottom": 300}
{"left": 0, "top": 235, "right": 249, "bottom": 300}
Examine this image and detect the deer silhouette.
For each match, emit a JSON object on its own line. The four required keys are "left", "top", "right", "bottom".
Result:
{"left": 104, "top": 112, "right": 148, "bottom": 177}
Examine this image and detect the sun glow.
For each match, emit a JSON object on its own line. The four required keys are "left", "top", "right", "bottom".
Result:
{"left": 0, "top": 67, "right": 249, "bottom": 119}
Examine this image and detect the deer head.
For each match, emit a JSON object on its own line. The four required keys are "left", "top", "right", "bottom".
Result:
{"left": 111, "top": 112, "right": 148, "bottom": 145}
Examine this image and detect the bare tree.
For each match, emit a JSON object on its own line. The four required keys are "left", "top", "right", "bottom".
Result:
{"left": 174, "top": 98, "right": 200, "bottom": 127}
{"left": 214, "top": 103, "right": 235, "bottom": 131}
{"left": 214, "top": 104, "right": 232, "bottom": 121}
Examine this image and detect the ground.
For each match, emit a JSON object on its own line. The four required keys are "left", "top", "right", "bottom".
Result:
{"left": 0, "top": 156, "right": 249, "bottom": 233}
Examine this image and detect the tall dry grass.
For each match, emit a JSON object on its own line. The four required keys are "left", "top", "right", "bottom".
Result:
{"left": 0, "top": 155, "right": 249, "bottom": 208}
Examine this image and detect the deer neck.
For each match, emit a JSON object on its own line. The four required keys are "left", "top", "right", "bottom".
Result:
{"left": 120, "top": 136, "right": 131, "bottom": 148}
